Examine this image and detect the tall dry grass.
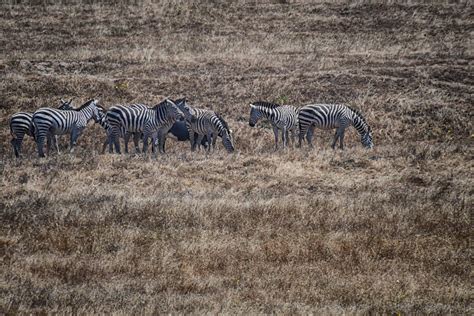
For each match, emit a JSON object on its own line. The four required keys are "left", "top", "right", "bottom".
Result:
{"left": 0, "top": 1, "right": 472, "bottom": 314}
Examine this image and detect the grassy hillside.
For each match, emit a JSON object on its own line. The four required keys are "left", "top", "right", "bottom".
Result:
{"left": 0, "top": 1, "right": 472, "bottom": 314}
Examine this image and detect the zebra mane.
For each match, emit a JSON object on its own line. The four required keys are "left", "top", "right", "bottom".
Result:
{"left": 252, "top": 101, "right": 281, "bottom": 109}
{"left": 152, "top": 99, "right": 167, "bottom": 109}
{"left": 76, "top": 99, "right": 96, "bottom": 110}
{"left": 347, "top": 105, "right": 371, "bottom": 131}
{"left": 173, "top": 98, "right": 186, "bottom": 105}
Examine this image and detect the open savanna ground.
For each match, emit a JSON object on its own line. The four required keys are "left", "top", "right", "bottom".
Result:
{"left": 0, "top": 1, "right": 472, "bottom": 314}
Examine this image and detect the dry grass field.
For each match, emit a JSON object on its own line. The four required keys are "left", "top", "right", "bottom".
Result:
{"left": 0, "top": 0, "right": 472, "bottom": 314}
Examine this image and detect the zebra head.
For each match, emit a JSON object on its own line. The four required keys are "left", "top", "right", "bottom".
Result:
{"left": 59, "top": 98, "right": 74, "bottom": 110}
{"left": 162, "top": 99, "right": 185, "bottom": 122}
{"left": 96, "top": 105, "right": 107, "bottom": 124}
{"left": 249, "top": 103, "right": 261, "bottom": 127}
{"left": 216, "top": 113, "right": 235, "bottom": 153}
{"left": 174, "top": 97, "right": 195, "bottom": 121}
{"left": 361, "top": 127, "right": 373, "bottom": 149}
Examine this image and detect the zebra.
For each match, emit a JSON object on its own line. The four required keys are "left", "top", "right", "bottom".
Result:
{"left": 298, "top": 103, "right": 373, "bottom": 149}
{"left": 97, "top": 104, "right": 146, "bottom": 154}
{"left": 176, "top": 99, "right": 234, "bottom": 153}
{"left": 248, "top": 101, "right": 299, "bottom": 149}
{"left": 32, "top": 99, "right": 101, "bottom": 157}
{"left": 106, "top": 99, "right": 184, "bottom": 154}
{"left": 9, "top": 99, "right": 74, "bottom": 158}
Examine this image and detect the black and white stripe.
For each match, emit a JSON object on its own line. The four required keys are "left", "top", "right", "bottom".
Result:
{"left": 9, "top": 99, "right": 74, "bottom": 157}
{"left": 106, "top": 99, "right": 184, "bottom": 154}
{"left": 298, "top": 103, "right": 373, "bottom": 149}
{"left": 32, "top": 99, "right": 101, "bottom": 157}
{"left": 248, "top": 101, "right": 299, "bottom": 148}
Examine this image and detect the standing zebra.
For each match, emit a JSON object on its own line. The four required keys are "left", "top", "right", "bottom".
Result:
{"left": 9, "top": 99, "right": 74, "bottom": 158}
{"left": 106, "top": 99, "right": 184, "bottom": 154}
{"left": 97, "top": 104, "right": 145, "bottom": 154}
{"left": 32, "top": 99, "right": 101, "bottom": 157}
{"left": 248, "top": 101, "right": 299, "bottom": 149}
{"left": 176, "top": 99, "right": 234, "bottom": 153}
{"left": 298, "top": 103, "right": 373, "bottom": 149}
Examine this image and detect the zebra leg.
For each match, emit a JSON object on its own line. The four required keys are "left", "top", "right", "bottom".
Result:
{"left": 331, "top": 129, "right": 341, "bottom": 150}
{"left": 196, "top": 134, "right": 205, "bottom": 151}
{"left": 212, "top": 133, "right": 217, "bottom": 151}
{"left": 53, "top": 135, "right": 60, "bottom": 154}
{"left": 11, "top": 138, "right": 18, "bottom": 158}
{"left": 306, "top": 126, "right": 314, "bottom": 148}
{"left": 290, "top": 129, "right": 297, "bottom": 148}
{"left": 113, "top": 132, "right": 121, "bottom": 154}
{"left": 35, "top": 133, "right": 46, "bottom": 158}
{"left": 46, "top": 134, "right": 52, "bottom": 156}
{"left": 189, "top": 129, "right": 196, "bottom": 152}
{"left": 11, "top": 138, "right": 20, "bottom": 158}
{"left": 339, "top": 129, "right": 345, "bottom": 150}
{"left": 151, "top": 136, "right": 156, "bottom": 154}
{"left": 272, "top": 126, "right": 279, "bottom": 150}
{"left": 142, "top": 132, "right": 150, "bottom": 154}
{"left": 159, "top": 132, "right": 166, "bottom": 154}
{"left": 102, "top": 137, "right": 108, "bottom": 154}
{"left": 124, "top": 133, "right": 130, "bottom": 154}
{"left": 206, "top": 132, "right": 213, "bottom": 152}
{"left": 134, "top": 133, "right": 141, "bottom": 153}
{"left": 282, "top": 128, "right": 288, "bottom": 148}
{"left": 11, "top": 133, "right": 24, "bottom": 158}
{"left": 70, "top": 127, "right": 84, "bottom": 153}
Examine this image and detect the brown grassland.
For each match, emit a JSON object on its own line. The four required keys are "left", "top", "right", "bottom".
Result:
{"left": 0, "top": 0, "right": 472, "bottom": 314}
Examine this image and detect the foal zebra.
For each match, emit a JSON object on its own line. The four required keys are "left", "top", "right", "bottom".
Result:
{"left": 106, "top": 99, "right": 184, "bottom": 154}
{"left": 176, "top": 99, "right": 234, "bottom": 153}
{"left": 32, "top": 99, "right": 101, "bottom": 157}
{"left": 9, "top": 99, "right": 74, "bottom": 157}
{"left": 248, "top": 101, "right": 299, "bottom": 149}
{"left": 298, "top": 103, "right": 373, "bottom": 149}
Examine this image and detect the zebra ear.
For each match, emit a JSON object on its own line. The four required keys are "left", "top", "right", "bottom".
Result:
{"left": 60, "top": 98, "right": 66, "bottom": 104}
{"left": 249, "top": 103, "right": 254, "bottom": 108}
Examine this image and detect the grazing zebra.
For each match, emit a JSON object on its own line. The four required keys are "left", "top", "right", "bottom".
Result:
{"left": 106, "top": 99, "right": 184, "bottom": 154}
{"left": 248, "top": 101, "right": 299, "bottom": 149}
{"left": 97, "top": 104, "right": 146, "bottom": 154}
{"left": 32, "top": 99, "right": 101, "bottom": 157}
{"left": 298, "top": 103, "right": 373, "bottom": 149}
{"left": 176, "top": 99, "right": 234, "bottom": 153}
{"left": 9, "top": 99, "right": 74, "bottom": 158}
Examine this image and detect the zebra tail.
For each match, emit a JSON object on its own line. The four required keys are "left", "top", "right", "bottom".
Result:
{"left": 9, "top": 118, "right": 14, "bottom": 137}
{"left": 32, "top": 118, "right": 40, "bottom": 142}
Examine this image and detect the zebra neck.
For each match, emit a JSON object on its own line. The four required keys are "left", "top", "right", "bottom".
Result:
{"left": 258, "top": 106, "right": 275, "bottom": 120}
{"left": 78, "top": 106, "right": 94, "bottom": 121}
{"left": 155, "top": 106, "right": 166, "bottom": 123}
{"left": 351, "top": 113, "right": 369, "bottom": 136}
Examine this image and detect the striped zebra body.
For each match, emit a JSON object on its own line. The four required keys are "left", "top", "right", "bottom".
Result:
{"left": 9, "top": 99, "right": 74, "bottom": 157}
{"left": 32, "top": 99, "right": 100, "bottom": 157}
{"left": 175, "top": 99, "right": 234, "bottom": 153}
{"left": 106, "top": 99, "right": 183, "bottom": 154}
{"left": 190, "top": 111, "right": 234, "bottom": 153}
{"left": 98, "top": 104, "right": 145, "bottom": 154}
{"left": 298, "top": 103, "right": 373, "bottom": 149}
{"left": 248, "top": 101, "right": 299, "bottom": 148}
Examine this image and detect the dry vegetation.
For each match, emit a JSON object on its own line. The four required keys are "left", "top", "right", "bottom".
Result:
{"left": 0, "top": 0, "right": 473, "bottom": 314}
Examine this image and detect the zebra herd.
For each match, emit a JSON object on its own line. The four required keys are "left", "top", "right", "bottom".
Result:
{"left": 9, "top": 97, "right": 373, "bottom": 158}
